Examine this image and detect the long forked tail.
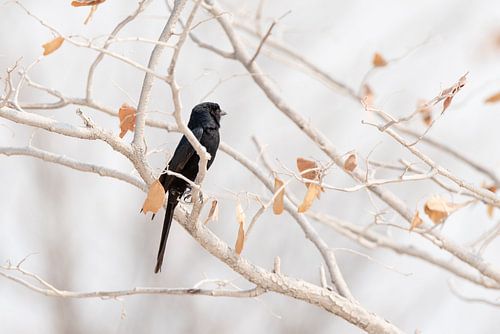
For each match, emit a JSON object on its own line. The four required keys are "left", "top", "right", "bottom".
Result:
{"left": 155, "top": 195, "right": 179, "bottom": 273}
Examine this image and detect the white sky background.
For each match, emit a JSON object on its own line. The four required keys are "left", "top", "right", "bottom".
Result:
{"left": 1, "top": 0, "right": 500, "bottom": 333}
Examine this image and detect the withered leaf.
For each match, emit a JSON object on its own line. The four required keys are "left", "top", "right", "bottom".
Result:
{"left": 484, "top": 185, "right": 497, "bottom": 218}
{"left": 297, "top": 157, "right": 320, "bottom": 187}
{"left": 71, "top": 0, "right": 106, "bottom": 6}
{"left": 410, "top": 211, "right": 424, "bottom": 231}
{"left": 487, "top": 205, "right": 494, "bottom": 219}
{"left": 42, "top": 36, "right": 64, "bottom": 56}
{"left": 296, "top": 157, "right": 324, "bottom": 197}
{"left": 362, "top": 84, "right": 374, "bottom": 108}
{"left": 118, "top": 103, "right": 136, "bottom": 138}
{"left": 343, "top": 153, "right": 357, "bottom": 172}
{"left": 485, "top": 92, "right": 500, "bottom": 104}
{"left": 141, "top": 180, "right": 165, "bottom": 214}
{"left": 235, "top": 221, "right": 245, "bottom": 255}
{"left": 423, "top": 196, "right": 465, "bottom": 225}
{"left": 372, "top": 52, "right": 387, "bottom": 67}
{"left": 486, "top": 185, "right": 498, "bottom": 193}
{"left": 272, "top": 177, "right": 285, "bottom": 215}
{"left": 204, "top": 200, "right": 218, "bottom": 224}
{"left": 235, "top": 202, "right": 245, "bottom": 254}
{"left": 439, "top": 73, "right": 467, "bottom": 113}
{"left": 298, "top": 183, "right": 322, "bottom": 213}
{"left": 417, "top": 99, "right": 433, "bottom": 126}
{"left": 442, "top": 96, "right": 453, "bottom": 113}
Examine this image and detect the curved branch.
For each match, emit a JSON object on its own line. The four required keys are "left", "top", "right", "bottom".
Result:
{"left": 0, "top": 146, "right": 146, "bottom": 191}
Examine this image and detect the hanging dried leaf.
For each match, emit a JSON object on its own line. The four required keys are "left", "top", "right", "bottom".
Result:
{"left": 296, "top": 157, "right": 324, "bottom": 197}
{"left": 272, "top": 177, "right": 285, "bottom": 215}
{"left": 141, "top": 180, "right": 165, "bottom": 214}
{"left": 372, "top": 52, "right": 387, "bottom": 67}
{"left": 487, "top": 205, "right": 494, "bottom": 218}
{"left": 296, "top": 158, "right": 319, "bottom": 187}
{"left": 442, "top": 96, "right": 453, "bottom": 113}
{"left": 204, "top": 200, "right": 218, "bottom": 224}
{"left": 298, "top": 183, "right": 322, "bottom": 213}
{"left": 71, "top": 0, "right": 106, "bottom": 6}
{"left": 235, "top": 202, "right": 245, "bottom": 254}
{"left": 423, "top": 196, "right": 465, "bottom": 224}
{"left": 235, "top": 221, "right": 245, "bottom": 255}
{"left": 362, "top": 84, "right": 374, "bottom": 108}
{"left": 485, "top": 92, "right": 500, "bottom": 104}
{"left": 42, "top": 36, "right": 64, "bottom": 56}
{"left": 439, "top": 73, "right": 467, "bottom": 113}
{"left": 487, "top": 185, "right": 498, "bottom": 193}
{"left": 422, "top": 113, "right": 432, "bottom": 126}
{"left": 343, "top": 153, "right": 357, "bottom": 172}
{"left": 484, "top": 185, "right": 497, "bottom": 218}
{"left": 410, "top": 211, "right": 424, "bottom": 231}
{"left": 118, "top": 103, "right": 136, "bottom": 138}
{"left": 417, "top": 99, "right": 433, "bottom": 126}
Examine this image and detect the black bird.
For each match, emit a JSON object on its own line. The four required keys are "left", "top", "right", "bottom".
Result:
{"left": 155, "top": 102, "right": 226, "bottom": 273}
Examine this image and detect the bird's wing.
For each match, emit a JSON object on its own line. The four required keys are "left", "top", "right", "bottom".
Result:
{"left": 159, "top": 127, "right": 204, "bottom": 187}
{"left": 169, "top": 126, "right": 204, "bottom": 171}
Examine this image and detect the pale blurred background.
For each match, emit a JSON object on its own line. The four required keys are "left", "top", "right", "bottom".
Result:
{"left": 1, "top": 0, "right": 500, "bottom": 333}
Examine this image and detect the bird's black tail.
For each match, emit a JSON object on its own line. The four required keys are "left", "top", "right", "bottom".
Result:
{"left": 155, "top": 194, "right": 179, "bottom": 273}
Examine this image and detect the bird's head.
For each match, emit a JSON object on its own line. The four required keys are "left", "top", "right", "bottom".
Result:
{"left": 189, "top": 102, "right": 227, "bottom": 128}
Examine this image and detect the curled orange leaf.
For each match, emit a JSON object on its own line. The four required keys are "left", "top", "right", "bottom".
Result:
{"left": 423, "top": 196, "right": 467, "bottom": 225}
{"left": 372, "top": 52, "right": 387, "bottom": 67}
{"left": 118, "top": 103, "right": 136, "bottom": 138}
{"left": 235, "top": 202, "right": 246, "bottom": 254}
{"left": 71, "top": 0, "right": 106, "bottom": 7}
{"left": 410, "top": 211, "right": 424, "bottom": 231}
{"left": 273, "top": 177, "right": 285, "bottom": 215}
{"left": 343, "top": 153, "right": 357, "bottom": 172}
{"left": 298, "top": 183, "right": 322, "bottom": 213}
{"left": 42, "top": 36, "right": 64, "bottom": 56}
{"left": 141, "top": 180, "right": 165, "bottom": 215}
{"left": 204, "top": 200, "right": 219, "bottom": 224}
{"left": 485, "top": 92, "right": 500, "bottom": 104}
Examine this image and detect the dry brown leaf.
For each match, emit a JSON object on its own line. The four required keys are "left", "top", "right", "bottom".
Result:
{"left": 235, "top": 202, "right": 245, "bottom": 254}
{"left": 423, "top": 196, "right": 465, "bottom": 224}
{"left": 296, "top": 157, "right": 324, "bottom": 197}
{"left": 296, "top": 158, "right": 319, "bottom": 186}
{"left": 235, "top": 221, "right": 245, "bottom": 255}
{"left": 362, "top": 84, "right": 374, "bottom": 108}
{"left": 343, "top": 153, "right": 357, "bottom": 172}
{"left": 118, "top": 103, "right": 136, "bottom": 138}
{"left": 487, "top": 185, "right": 498, "bottom": 193}
{"left": 410, "top": 211, "right": 424, "bottom": 231}
{"left": 372, "top": 52, "right": 387, "bottom": 67}
{"left": 417, "top": 99, "right": 433, "bottom": 126}
{"left": 204, "top": 200, "right": 218, "bottom": 224}
{"left": 422, "top": 113, "right": 432, "bottom": 126}
{"left": 442, "top": 96, "right": 453, "bottom": 113}
{"left": 487, "top": 205, "right": 495, "bottom": 219}
{"left": 298, "top": 183, "right": 322, "bottom": 213}
{"left": 484, "top": 185, "right": 497, "bottom": 218}
{"left": 71, "top": 0, "right": 106, "bottom": 6}
{"left": 439, "top": 73, "right": 467, "bottom": 113}
{"left": 272, "top": 177, "right": 285, "bottom": 215}
{"left": 485, "top": 92, "right": 500, "bottom": 104}
{"left": 141, "top": 180, "right": 165, "bottom": 214}
{"left": 42, "top": 36, "right": 64, "bottom": 56}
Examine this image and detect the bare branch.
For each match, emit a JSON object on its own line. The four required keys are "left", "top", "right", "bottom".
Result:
{"left": 0, "top": 145, "right": 146, "bottom": 191}
{"left": 133, "top": 0, "right": 190, "bottom": 152}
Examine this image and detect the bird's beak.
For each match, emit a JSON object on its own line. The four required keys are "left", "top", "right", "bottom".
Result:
{"left": 220, "top": 110, "right": 228, "bottom": 116}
